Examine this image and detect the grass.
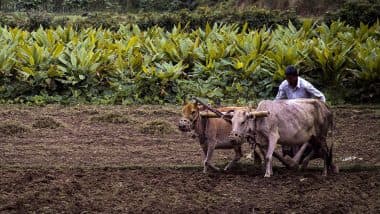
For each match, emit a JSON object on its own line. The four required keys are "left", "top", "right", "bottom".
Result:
{"left": 32, "top": 116, "right": 62, "bottom": 129}
{"left": 133, "top": 105, "right": 180, "bottom": 117}
{"left": 139, "top": 119, "right": 178, "bottom": 135}
{"left": 90, "top": 112, "right": 136, "bottom": 124}
{"left": 0, "top": 121, "right": 30, "bottom": 136}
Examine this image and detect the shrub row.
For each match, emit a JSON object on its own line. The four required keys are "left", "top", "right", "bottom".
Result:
{"left": 0, "top": 22, "right": 378, "bottom": 105}
{"left": 324, "top": 0, "right": 380, "bottom": 27}
{"left": 1, "top": 1, "right": 379, "bottom": 32}
{"left": 0, "top": 0, "right": 199, "bottom": 13}
{"left": 0, "top": 8, "right": 300, "bottom": 31}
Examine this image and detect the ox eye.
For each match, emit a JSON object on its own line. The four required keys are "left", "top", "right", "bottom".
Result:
{"left": 240, "top": 121, "right": 245, "bottom": 125}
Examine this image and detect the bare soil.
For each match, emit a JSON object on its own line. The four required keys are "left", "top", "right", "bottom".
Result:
{"left": 0, "top": 104, "right": 379, "bottom": 213}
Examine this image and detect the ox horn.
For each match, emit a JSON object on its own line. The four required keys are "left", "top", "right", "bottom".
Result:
{"left": 249, "top": 111, "right": 270, "bottom": 118}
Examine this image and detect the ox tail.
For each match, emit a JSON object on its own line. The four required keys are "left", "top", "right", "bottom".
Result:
{"left": 328, "top": 140, "right": 334, "bottom": 167}
{"left": 327, "top": 112, "right": 335, "bottom": 168}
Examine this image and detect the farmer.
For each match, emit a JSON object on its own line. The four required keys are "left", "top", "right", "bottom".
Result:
{"left": 275, "top": 65, "right": 326, "bottom": 102}
{"left": 275, "top": 65, "right": 326, "bottom": 158}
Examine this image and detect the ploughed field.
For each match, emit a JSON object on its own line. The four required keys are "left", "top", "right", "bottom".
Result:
{"left": 0, "top": 104, "right": 379, "bottom": 213}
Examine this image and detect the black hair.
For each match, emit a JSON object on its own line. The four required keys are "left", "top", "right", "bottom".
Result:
{"left": 285, "top": 65, "right": 298, "bottom": 76}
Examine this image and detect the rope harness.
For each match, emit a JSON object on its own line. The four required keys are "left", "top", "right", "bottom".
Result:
{"left": 189, "top": 110, "right": 208, "bottom": 145}
{"left": 246, "top": 117, "right": 258, "bottom": 152}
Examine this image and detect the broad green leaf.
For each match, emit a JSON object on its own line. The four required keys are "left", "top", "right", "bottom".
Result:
{"left": 52, "top": 44, "right": 64, "bottom": 58}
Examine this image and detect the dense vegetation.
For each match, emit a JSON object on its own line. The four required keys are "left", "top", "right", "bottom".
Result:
{"left": 0, "top": 0, "right": 379, "bottom": 28}
{"left": 324, "top": 0, "right": 380, "bottom": 27}
{"left": 0, "top": 7, "right": 299, "bottom": 31}
{"left": 0, "top": 0, "right": 195, "bottom": 12}
{"left": 0, "top": 0, "right": 376, "bottom": 14}
{"left": 0, "top": 1, "right": 378, "bottom": 104}
{"left": 0, "top": 21, "right": 378, "bottom": 105}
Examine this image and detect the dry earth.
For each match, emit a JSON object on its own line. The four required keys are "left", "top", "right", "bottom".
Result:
{"left": 0, "top": 104, "right": 379, "bottom": 213}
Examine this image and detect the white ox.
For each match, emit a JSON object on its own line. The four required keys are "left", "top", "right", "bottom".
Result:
{"left": 227, "top": 99, "right": 338, "bottom": 177}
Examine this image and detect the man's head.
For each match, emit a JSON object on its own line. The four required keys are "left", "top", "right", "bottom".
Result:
{"left": 285, "top": 65, "right": 298, "bottom": 88}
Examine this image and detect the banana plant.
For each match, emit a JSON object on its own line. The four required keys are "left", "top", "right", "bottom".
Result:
{"left": 0, "top": 27, "right": 29, "bottom": 45}
{"left": 316, "top": 21, "right": 351, "bottom": 44}
{"left": 351, "top": 38, "right": 380, "bottom": 81}
{"left": 309, "top": 37, "right": 354, "bottom": 87}
{"left": 8, "top": 42, "right": 63, "bottom": 96}
{"left": 133, "top": 61, "right": 187, "bottom": 103}
{"left": 0, "top": 44, "right": 17, "bottom": 77}
{"left": 0, "top": 21, "right": 378, "bottom": 104}
{"left": 57, "top": 41, "right": 102, "bottom": 86}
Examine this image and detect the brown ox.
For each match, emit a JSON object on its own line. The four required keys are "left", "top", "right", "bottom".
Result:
{"left": 228, "top": 99, "right": 338, "bottom": 177}
{"left": 178, "top": 102, "right": 262, "bottom": 173}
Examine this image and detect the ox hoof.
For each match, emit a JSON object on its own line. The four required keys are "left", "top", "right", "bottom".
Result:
{"left": 331, "top": 165, "right": 339, "bottom": 174}
{"left": 204, "top": 165, "right": 220, "bottom": 173}
{"left": 300, "top": 162, "right": 309, "bottom": 171}
{"left": 246, "top": 153, "right": 253, "bottom": 160}
{"left": 264, "top": 173, "right": 271, "bottom": 178}
{"left": 253, "top": 159, "right": 263, "bottom": 166}
{"left": 224, "top": 162, "right": 237, "bottom": 171}
{"left": 284, "top": 156, "right": 298, "bottom": 169}
{"left": 213, "top": 167, "right": 221, "bottom": 172}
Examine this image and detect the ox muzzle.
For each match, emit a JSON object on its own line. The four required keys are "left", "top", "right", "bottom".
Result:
{"left": 228, "top": 131, "right": 245, "bottom": 142}
{"left": 178, "top": 118, "right": 192, "bottom": 132}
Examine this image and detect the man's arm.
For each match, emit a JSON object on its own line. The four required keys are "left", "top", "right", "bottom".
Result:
{"left": 275, "top": 84, "right": 287, "bottom": 100}
{"left": 305, "top": 82, "right": 326, "bottom": 102}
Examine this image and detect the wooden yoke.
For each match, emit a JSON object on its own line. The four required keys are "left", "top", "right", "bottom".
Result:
{"left": 199, "top": 111, "right": 223, "bottom": 118}
{"left": 193, "top": 97, "right": 224, "bottom": 118}
{"left": 192, "top": 97, "right": 235, "bottom": 124}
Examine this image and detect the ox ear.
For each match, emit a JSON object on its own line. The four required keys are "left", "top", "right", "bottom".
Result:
{"left": 182, "top": 95, "right": 187, "bottom": 105}
{"left": 189, "top": 99, "right": 198, "bottom": 108}
{"left": 247, "top": 112, "right": 255, "bottom": 119}
{"left": 198, "top": 104, "right": 207, "bottom": 111}
{"left": 182, "top": 100, "right": 188, "bottom": 106}
{"left": 223, "top": 110, "right": 235, "bottom": 120}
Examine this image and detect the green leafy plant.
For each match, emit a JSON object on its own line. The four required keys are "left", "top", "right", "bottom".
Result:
{"left": 0, "top": 20, "right": 378, "bottom": 104}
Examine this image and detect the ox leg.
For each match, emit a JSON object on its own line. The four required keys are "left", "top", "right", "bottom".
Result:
{"left": 224, "top": 146, "right": 242, "bottom": 171}
{"left": 300, "top": 150, "right": 315, "bottom": 170}
{"left": 245, "top": 144, "right": 263, "bottom": 166}
{"left": 321, "top": 143, "right": 329, "bottom": 176}
{"left": 290, "top": 142, "right": 311, "bottom": 166}
{"left": 201, "top": 144, "right": 208, "bottom": 173}
{"left": 272, "top": 151, "right": 298, "bottom": 169}
{"left": 300, "top": 136, "right": 323, "bottom": 170}
{"left": 253, "top": 146, "right": 264, "bottom": 166}
{"left": 264, "top": 134, "right": 279, "bottom": 178}
{"left": 260, "top": 147, "right": 297, "bottom": 169}
{"left": 316, "top": 135, "right": 332, "bottom": 176}
{"left": 318, "top": 139, "right": 339, "bottom": 175}
{"left": 322, "top": 145, "right": 339, "bottom": 176}
{"left": 322, "top": 156, "right": 328, "bottom": 176}
{"left": 201, "top": 144, "right": 208, "bottom": 156}
{"left": 330, "top": 163, "right": 339, "bottom": 174}
{"left": 203, "top": 141, "right": 220, "bottom": 173}
{"left": 245, "top": 143, "right": 254, "bottom": 160}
